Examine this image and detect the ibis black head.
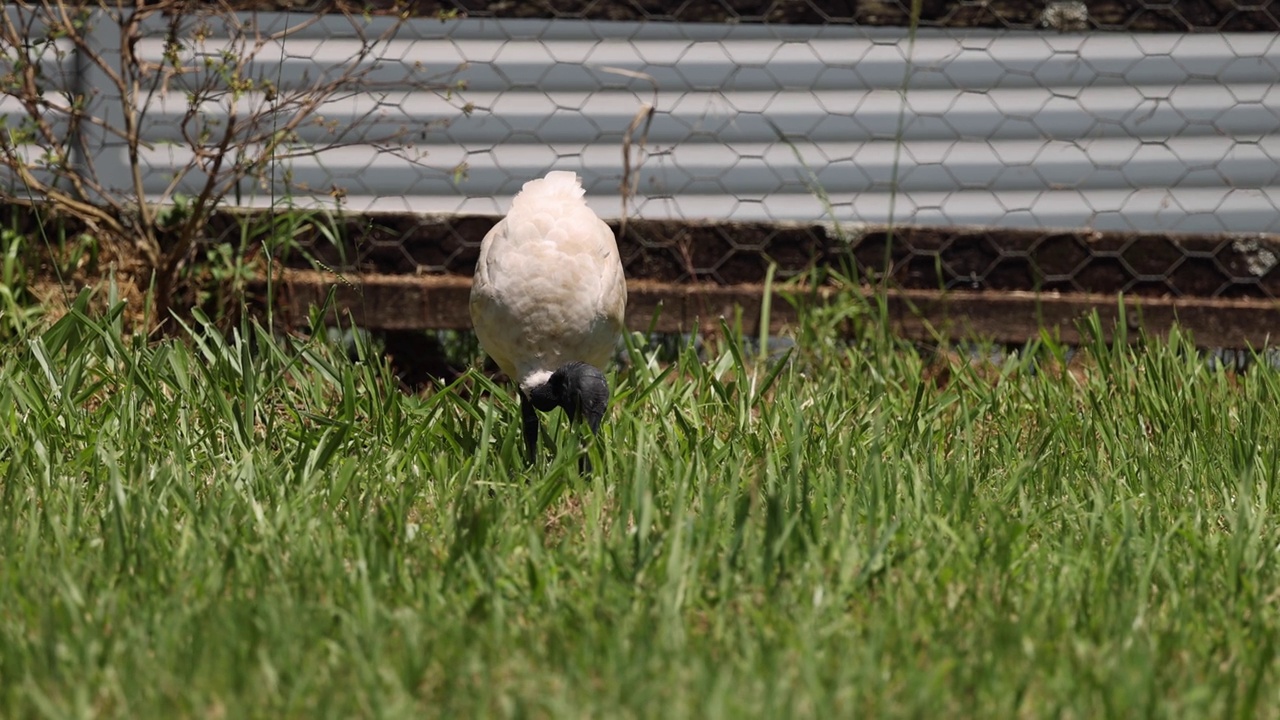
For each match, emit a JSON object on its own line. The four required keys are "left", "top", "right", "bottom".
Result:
{"left": 528, "top": 361, "right": 610, "bottom": 433}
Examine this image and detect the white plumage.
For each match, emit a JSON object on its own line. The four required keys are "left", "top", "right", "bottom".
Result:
{"left": 470, "top": 171, "right": 627, "bottom": 466}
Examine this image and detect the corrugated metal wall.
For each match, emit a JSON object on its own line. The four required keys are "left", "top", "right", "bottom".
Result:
{"left": 13, "top": 11, "right": 1280, "bottom": 234}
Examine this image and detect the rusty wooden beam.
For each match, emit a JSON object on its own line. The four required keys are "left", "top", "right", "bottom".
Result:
{"left": 261, "top": 270, "right": 1280, "bottom": 348}
{"left": 261, "top": 271, "right": 795, "bottom": 334}
{"left": 883, "top": 289, "right": 1280, "bottom": 348}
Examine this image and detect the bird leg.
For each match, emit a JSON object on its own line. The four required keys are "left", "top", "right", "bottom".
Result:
{"left": 520, "top": 391, "right": 540, "bottom": 464}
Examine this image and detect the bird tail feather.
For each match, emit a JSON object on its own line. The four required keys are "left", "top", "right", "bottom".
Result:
{"left": 515, "top": 171, "right": 586, "bottom": 206}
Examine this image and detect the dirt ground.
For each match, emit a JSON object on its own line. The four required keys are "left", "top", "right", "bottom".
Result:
{"left": 226, "top": 0, "right": 1280, "bottom": 32}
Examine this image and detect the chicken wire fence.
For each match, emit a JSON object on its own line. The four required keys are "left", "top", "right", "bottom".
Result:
{"left": 4, "top": 2, "right": 1280, "bottom": 338}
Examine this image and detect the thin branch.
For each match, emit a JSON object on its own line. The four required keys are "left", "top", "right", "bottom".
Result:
{"left": 597, "top": 66, "right": 658, "bottom": 239}
{"left": 0, "top": 0, "right": 463, "bottom": 333}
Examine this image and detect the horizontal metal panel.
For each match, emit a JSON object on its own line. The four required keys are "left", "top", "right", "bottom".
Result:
{"left": 175, "top": 23, "right": 1279, "bottom": 90}
{"left": 164, "top": 135, "right": 1275, "bottom": 197}
{"left": 13, "top": 8, "right": 1280, "bottom": 235}
{"left": 246, "top": 186, "right": 1277, "bottom": 236}
{"left": 190, "top": 86, "right": 1270, "bottom": 145}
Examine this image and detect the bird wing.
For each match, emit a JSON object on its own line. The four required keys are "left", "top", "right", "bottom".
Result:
{"left": 470, "top": 174, "right": 628, "bottom": 388}
{"left": 593, "top": 216, "right": 628, "bottom": 334}
{"left": 470, "top": 218, "right": 521, "bottom": 380}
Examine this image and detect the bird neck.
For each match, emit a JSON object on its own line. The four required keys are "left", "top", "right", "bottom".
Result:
{"left": 526, "top": 379, "right": 561, "bottom": 413}
{"left": 519, "top": 369, "right": 553, "bottom": 394}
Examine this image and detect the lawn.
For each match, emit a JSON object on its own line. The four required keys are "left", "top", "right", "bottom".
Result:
{"left": 1, "top": 288, "right": 1277, "bottom": 718}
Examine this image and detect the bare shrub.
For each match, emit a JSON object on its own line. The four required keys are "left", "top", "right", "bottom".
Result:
{"left": 0, "top": 0, "right": 465, "bottom": 329}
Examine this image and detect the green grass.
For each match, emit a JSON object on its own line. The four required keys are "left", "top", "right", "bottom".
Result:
{"left": 1, "top": 289, "right": 1279, "bottom": 718}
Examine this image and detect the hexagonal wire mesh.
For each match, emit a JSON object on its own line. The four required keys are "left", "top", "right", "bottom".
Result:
{"left": 202, "top": 2, "right": 1278, "bottom": 305}
{"left": 7, "top": 1, "right": 1280, "bottom": 316}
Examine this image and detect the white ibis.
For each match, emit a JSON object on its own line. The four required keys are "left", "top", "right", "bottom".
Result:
{"left": 469, "top": 171, "right": 627, "bottom": 470}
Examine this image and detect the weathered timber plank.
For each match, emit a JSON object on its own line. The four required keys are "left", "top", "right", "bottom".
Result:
{"left": 884, "top": 290, "right": 1280, "bottom": 348}
{"left": 262, "top": 270, "right": 1280, "bottom": 348}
